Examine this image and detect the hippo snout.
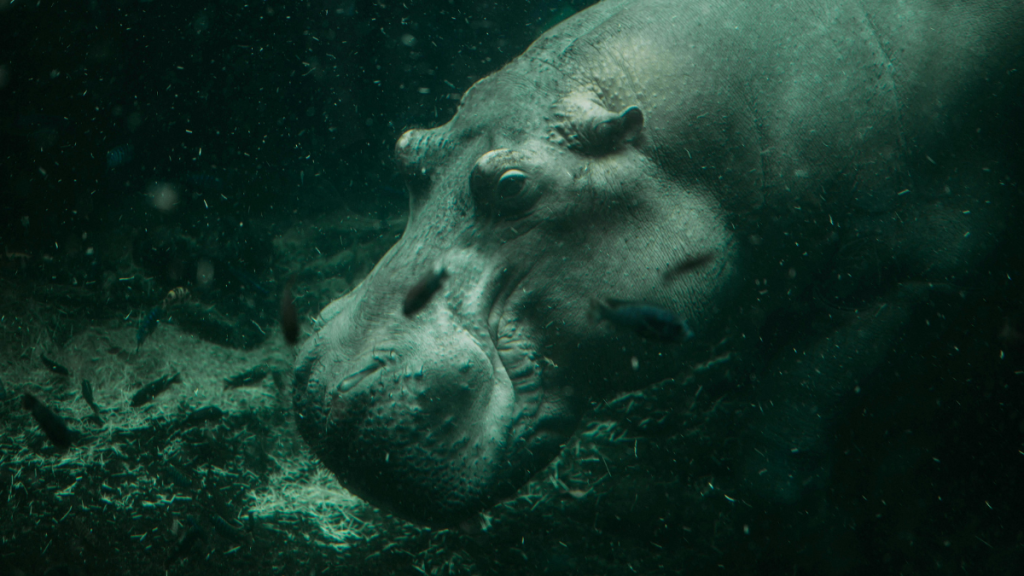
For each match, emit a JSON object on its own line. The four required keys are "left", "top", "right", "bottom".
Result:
{"left": 291, "top": 246, "right": 577, "bottom": 524}
{"left": 296, "top": 321, "right": 510, "bottom": 522}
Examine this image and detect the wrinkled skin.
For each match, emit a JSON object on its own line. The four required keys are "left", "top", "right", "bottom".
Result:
{"left": 295, "top": 0, "right": 1024, "bottom": 525}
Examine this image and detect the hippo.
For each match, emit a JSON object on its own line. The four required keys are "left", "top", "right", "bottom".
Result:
{"left": 294, "top": 0, "right": 1024, "bottom": 525}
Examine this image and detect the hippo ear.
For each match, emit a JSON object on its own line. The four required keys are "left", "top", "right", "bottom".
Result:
{"left": 554, "top": 96, "right": 644, "bottom": 155}
{"left": 590, "top": 106, "right": 644, "bottom": 148}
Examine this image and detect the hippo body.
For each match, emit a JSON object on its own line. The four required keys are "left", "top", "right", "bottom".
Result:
{"left": 295, "top": 0, "right": 1024, "bottom": 524}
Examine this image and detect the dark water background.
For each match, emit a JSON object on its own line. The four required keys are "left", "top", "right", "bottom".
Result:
{"left": 0, "top": 0, "right": 592, "bottom": 285}
{"left": 2, "top": 1, "right": 1024, "bottom": 575}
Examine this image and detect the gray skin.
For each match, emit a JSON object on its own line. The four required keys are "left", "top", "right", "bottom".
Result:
{"left": 294, "top": 0, "right": 1024, "bottom": 525}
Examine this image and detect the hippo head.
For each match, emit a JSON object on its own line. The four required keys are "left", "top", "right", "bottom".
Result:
{"left": 294, "top": 56, "right": 738, "bottom": 525}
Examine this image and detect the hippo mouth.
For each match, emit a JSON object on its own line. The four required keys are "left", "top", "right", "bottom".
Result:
{"left": 293, "top": 263, "right": 576, "bottom": 525}
{"left": 493, "top": 314, "right": 573, "bottom": 445}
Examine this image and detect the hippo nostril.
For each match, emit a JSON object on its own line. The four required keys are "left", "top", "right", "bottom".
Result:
{"left": 339, "top": 359, "right": 386, "bottom": 392}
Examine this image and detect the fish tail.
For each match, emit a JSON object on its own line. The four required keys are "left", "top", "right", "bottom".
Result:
{"left": 590, "top": 298, "right": 611, "bottom": 324}
{"left": 682, "top": 319, "right": 695, "bottom": 340}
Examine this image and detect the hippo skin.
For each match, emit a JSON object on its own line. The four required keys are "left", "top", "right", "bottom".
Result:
{"left": 294, "top": 0, "right": 1024, "bottom": 525}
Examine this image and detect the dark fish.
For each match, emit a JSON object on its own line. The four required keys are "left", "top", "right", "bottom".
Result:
{"left": 106, "top": 143, "right": 134, "bottom": 169}
{"left": 224, "top": 365, "right": 270, "bottom": 389}
{"left": 81, "top": 379, "right": 103, "bottom": 421}
{"left": 166, "top": 519, "right": 204, "bottom": 568}
{"left": 136, "top": 305, "right": 164, "bottom": 351}
{"left": 13, "top": 113, "right": 71, "bottom": 133}
{"left": 40, "top": 354, "right": 70, "bottom": 376}
{"left": 280, "top": 280, "right": 299, "bottom": 345}
{"left": 6, "top": 115, "right": 70, "bottom": 149}
{"left": 662, "top": 252, "right": 715, "bottom": 281}
{"left": 131, "top": 372, "right": 181, "bottom": 407}
{"left": 179, "top": 406, "right": 224, "bottom": 428}
{"left": 593, "top": 299, "right": 694, "bottom": 343}
{"left": 22, "top": 393, "right": 73, "bottom": 449}
{"left": 380, "top": 184, "right": 408, "bottom": 198}
{"left": 210, "top": 514, "right": 246, "bottom": 541}
{"left": 81, "top": 379, "right": 94, "bottom": 404}
{"left": 164, "top": 464, "right": 192, "bottom": 490}
{"left": 183, "top": 172, "right": 223, "bottom": 190}
{"left": 224, "top": 262, "right": 271, "bottom": 295}
{"left": 403, "top": 267, "right": 448, "bottom": 317}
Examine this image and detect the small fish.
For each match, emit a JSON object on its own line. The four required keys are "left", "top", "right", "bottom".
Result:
{"left": 106, "top": 143, "right": 134, "bottom": 169}
{"left": 136, "top": 305, "right": 164, "bottom": 351}
{"left": 224, "top": 262, "right": 271, "bottom": 295}
{"left": 164, "top": 464, "right": 193, "bottom": 490}
{"left": 81, "top": 379, "right": 95, "bottom": 404}
{"left": 22, "top": 393, "right": 73, "bottom": 449}
{"left": 81, "top": 379, "right": 103, "bottom": 421}
{"left": 403, "top": 267, "right": 448, "bottom": 317}
{"left": 162, "top": 286, "right": 190, "bottom": 308}
{"left": 40, "top": 354, "right": 70, "bottom": 376}
{"left": 165, "top": 519, "right": 204, "bottom": 568}
{"left": 131, "top": 372, "right": 181, "bottom": 407}
{"left": 12, "top": 113, "right": 71, "bottom": 133}
{"left": 179, "top": 406, "right": 224, "bottom": 428}
{"left": 280, "top": 280, "right": 299, "bottom": 345}
{"left": 662, "top": 252, "right": 715, "bottom": 282}
{"left": 224, "top": 365, "right": 270, "bottom": 389}
{"left": 210, "top": 514, "right": 246, "bottom": 541}
{"left": 380, "top": 184, "right": 408, "bottom": 198}
{"left": 593, "top": 299, "right": 694, "bottom": 343}
{"left": 183, "top": 172, "right": 223, "bottom": 190}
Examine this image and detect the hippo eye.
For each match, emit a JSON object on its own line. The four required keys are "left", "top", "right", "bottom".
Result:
{"left": 497, "top": 169, "right": 527, "bottom": 199}
{"left": 471, "top": 148, "right": 541, "bottom": 219}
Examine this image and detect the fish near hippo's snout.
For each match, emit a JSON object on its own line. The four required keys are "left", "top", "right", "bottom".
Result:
{"left": 294, "top": 251, "right": 579, "bottom": 525}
